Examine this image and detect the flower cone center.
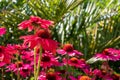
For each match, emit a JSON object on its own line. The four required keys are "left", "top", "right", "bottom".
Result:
{"left": 16, "top": 62, "right": 23, "bottom": 67}
{"left": 63, "top": 44, "right": 74, "bottom": 52}
{"left": 36, "top": 30, "right": 50, "bottom": 39}
{"left": 46, "top": 72, "right": 56, "bottom": 80}
{"left": 79, "top": 76, "right": 91, "bottom": 80}
{"left": 70, "top": 57, "right": 78, "bottom": 64}
{"left": 42, "top": 56, "right": 51, "bottom": 62}
{"left": 0, "top": 47, "right": 4, "bottom": 53}
{"left": 22, "top": 68, "right": 29, "bottom": 72}
{"left": 103, "top": 49, "right": 110, "bottom": 55}
{"left": 31, "top": 17, "right": 40, "bottom": 27}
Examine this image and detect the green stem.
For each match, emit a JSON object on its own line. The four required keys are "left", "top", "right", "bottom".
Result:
{"left": 65, "top": 54, "right": 69, "bottom": 79}
{"left": 11, "top": 59, "right": 14, "bottom": 80}
{"left": 17, "top": 69, "right": 20, "bottom": 80}
{"left": 16, "top": 53, "right": 20, "bottom": 80}
{"left": 11, "top": 72, "right": 14, "bottom": 80}
{"left": 2, "top": 68, "right": 4, "bottom": 80}
{"left": 16, "top": 52, "right": 20, "bottom": 80}
{"left": 36, "top": 46, "right": 42, "bottom": 80}
{"left": 34, "top": 47, "right": 37, "bottom": 80}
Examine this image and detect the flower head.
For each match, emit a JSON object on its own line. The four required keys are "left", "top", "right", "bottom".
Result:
{"left": 18, "top": 16, "right": 53, "bottom": 32}
{"left": 0, "top": 46, "right": 14, "bottom": 67}
{"left": 91, "top": 69, "right": 103, "bottom": 79}
{"left": 94, "top": 48, "right": 120, "bottom": 61}
{"left": 57, "top": 43, "right": 83, "bottom": 56}
{"left": 79, "top": 76, "right": 91, "bottom": 80}
{"left": 46, "top": 72, "right": 57, "bottom": 80}
{"left": 38, "top": 71, "right": 62, "bottom": 80}
{"left": 20, "top": 29, "right": 58, "bottom": 53}
{"left": 40, "top": 53, "right": 60, "bottom": 68}
{"left": 36, "top": 29, "right": 51, "bottom": 39}
{"left": 63, "top": 44, "right": 74, "bottom": 52}
{"left": 6, "top": 62, "right": 32, "bottom": 78}
{"left": 69, "top": 76, "right": 77, "bottom": 80}
{"left": 63, "top": 57, "right": 87, "bottom": 68}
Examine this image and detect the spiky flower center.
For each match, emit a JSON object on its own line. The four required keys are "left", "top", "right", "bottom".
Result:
{"left": 46, "top": 72, "right": 56, "bottom": 80}
{"left": 70, "top": 57, "right": 78, "bottom": 64}
{"left": 16, "top": 62, "right": 23, "bottom": 67}
{"left": 63, "top": 44, "right": 74, "bottom": 52}
{"left": 101, "top": 70, "right": 107, "bottom": 75}
{"left": 42, "top": 56, "right": 51, "bottom": 62}
{"left": 79, "top": 76, "right": 91, "bottom": 80}
{"left": 36, "top": 29, "right": 50, "bottom": 39}
{"left": 103, "top": 49, "right": 110, "bottom": 55}
{"left": 22, "top": 68, "right": 29, "bottom": 72}
{"left": 31, "top": 17, "right": 40, "bottom": 27}
{"left": 0, "top": 46, "right": 4, "bottom": 53}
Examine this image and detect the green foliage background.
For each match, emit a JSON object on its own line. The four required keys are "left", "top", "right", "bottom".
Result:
{"left": 0, "top": 0, "right": 120, "bottom": 59}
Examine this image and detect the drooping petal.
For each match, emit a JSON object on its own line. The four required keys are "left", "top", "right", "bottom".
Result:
{"left": 20, "top": 35, "right": 39, "bottom": 48}
{"left": 57, "top": 49, "right": 66, "bottom": 55}
{"left": 41, "top": 39, "right": 58, "bottom": 54}
{"left": 18, "top": 20, "right": 30, "bottom": 29}
{"left": 40, "top": 19, "right": 54, "bottom": 29}
{"left": 0, "top": 62, "right": 5, "bottom": 67}
{"left": 73, "top": 50, "right": 83, "bottom": 56}
{"left": 0, "top": 54, "right": 4, "bottom": 61}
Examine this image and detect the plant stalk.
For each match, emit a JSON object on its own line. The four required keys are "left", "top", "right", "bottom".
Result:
{"left": 36, "top": 46, "right": 42, "bottom": 80}
{"left": 34, "top": 47, "right": 37, "bottom": 80}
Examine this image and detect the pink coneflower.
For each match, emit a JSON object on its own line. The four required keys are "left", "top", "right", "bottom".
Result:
{"left": 40, "top": 53, "right": 60, "bottom": 68}
{"left": 78, "top": 76, "right": 91, "bottom": 80}
{"left": 18, "top": 16, "right": 53, "bottom": 31}
{"left": 101, "top": 73, "right": 113, "bottom": 80}
{"left": 21, "top": 51, "right": 34, "bottom": 63}
{"left": 38, "top": 71, "right": 46, "bottom": 80}
{"left": 69, "top": 76, "right": 77, "bottom": 80}
{"left": 0, "top": 27, "right": 6, "bottom": 36}
{"left": 92, "top": 69, "right": 103, "bottom": 79}
{"left": 30, "top": 16, "right": 54, "bottom": 29}
{"left": 5, "top": 44, "right": 26, "bottom": 55}
{"left": 90, "top": 62, "right": 114, "bottom": 80}
{"left": 20, "top": 29, "right": 58, "bottom": 53}
{"left": 57, "top": 43, "right": 83, "bottom": 56}
{"left": 94, "top": 48, "right": 120, "bottom": 61}
{"left": 38, "top": 71, "right": 62, "bottom": 80}
{"left": 0, "top": 46, "right": 13, "bottom": 67}
{"left": 63, "top": 57, "right": 86, "bottom": 68}
{"left": 19, "top": 64, "right": 32, "bottom": 78}
{"left": 6, "top": 62, "right": 32, "bottom": 78}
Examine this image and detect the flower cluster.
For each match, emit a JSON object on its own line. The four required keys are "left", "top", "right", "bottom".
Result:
{"left": 0, "top": 16, "right": 120, "bottom": 80}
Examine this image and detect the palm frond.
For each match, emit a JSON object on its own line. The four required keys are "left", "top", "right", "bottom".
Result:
{"left": 53, "top": 0, "right": 120, "bottom": 58}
